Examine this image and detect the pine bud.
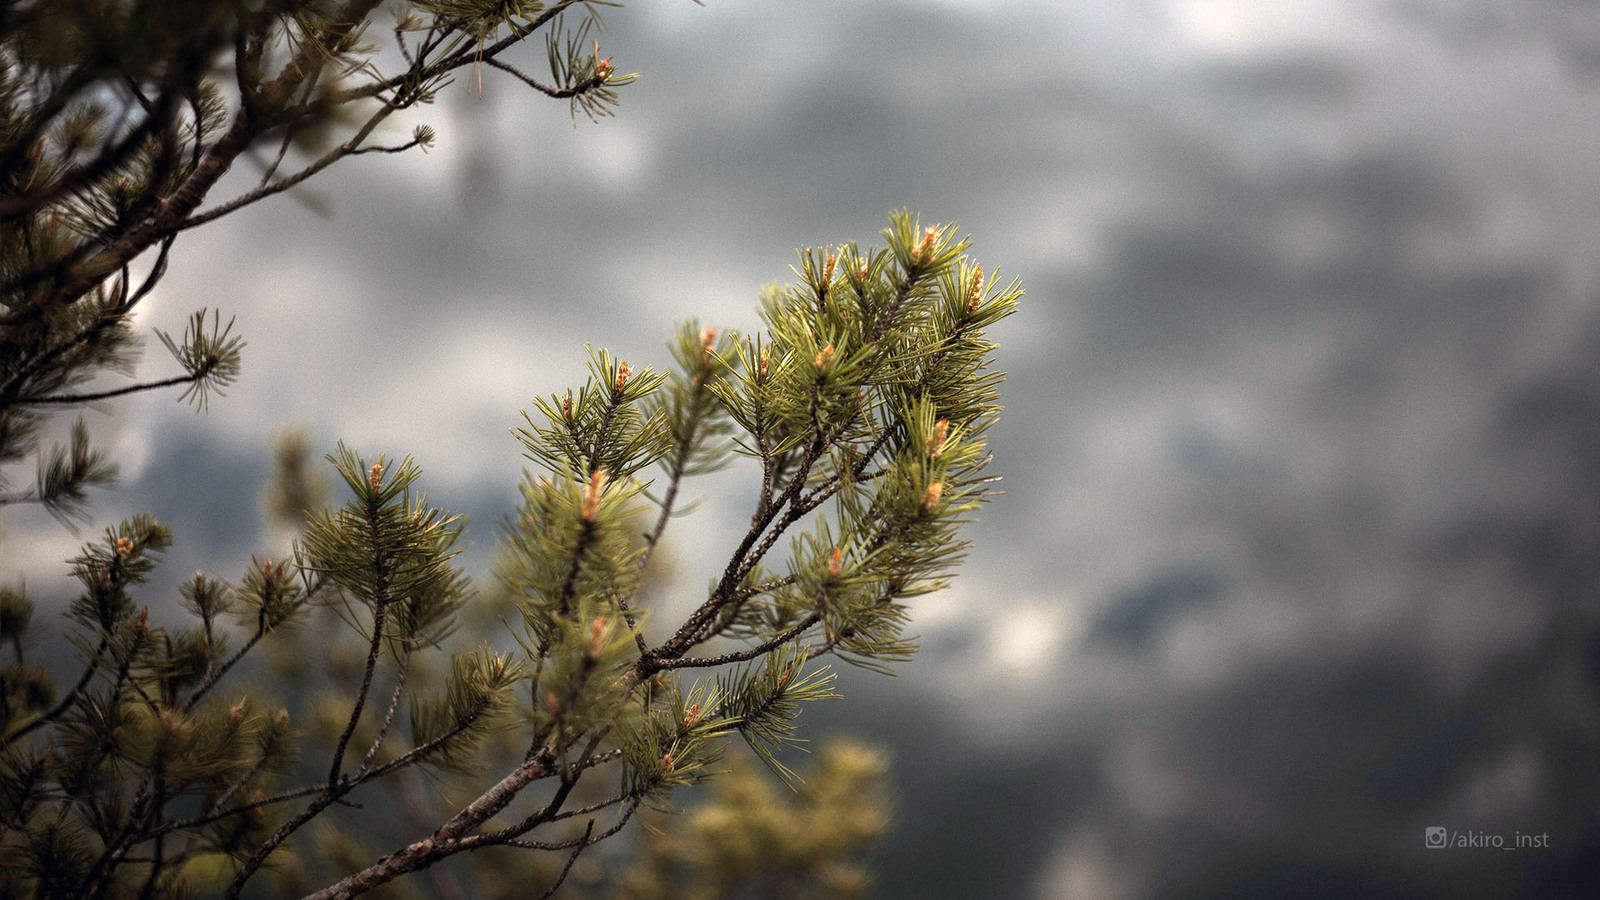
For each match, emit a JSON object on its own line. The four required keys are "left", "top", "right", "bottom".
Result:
{"left": 814, "top": 344, "right": 835, "bottom": 370}
{"left": 914, "top": 225, "right": 938, "bottom": 265}
{"left": 967, "top": 266, "right": 985, "bottom": 314}
{"left": 827, "top": 547, "right": 843, "bottom": 579}
{"left": 588, "top": 615, "right": 607, "bottom": 658}
{"left": 662, "top": 751, "right": 675, "bottom": 773}
{"left": 822, "top": 252, "right": 837, "bottom": 287}
{"left": 615, "top": 361, "right": 632, "bottom": 392}
{"left": 137, "top": 605, "right": 148, "bottom": 632}
{"left": 700, "top": 327, "right": 716, "bottom": 366}
{"left": 545, "top": 691, "right": 562, "bottom": 716}
{"left": 859, "top": 261, "right": 869, "bottom": 280}
{"left": 685, "top": 702, "right": 700, "bottom": 727}
{"left": 114, "top": 537, "right": 133, "bottom": 557}
{"left": 276, "top": 709, "right": 290, "bottom": 730}
{"left": 927, "top": 419, "right": 949, "bottom": 457}
{"left": 595, "top": 57, "right": 613, "bottom": 82}
{"left": 368, "top": 462, "right": 383, "bottom": 492}
{"left": 582, "top": 468, "right": 608, "bottom": 522}
{"left": 561, "top": 391, "right": 573, "bottom": 420}
{"left": 922, "top": 480, "right": 944, "bottom": 511}
{"left": 758, "top": 347, "right": 770, "bottom": 377}
{"left": 229, "top": 700, "right": 246, "bottom": 723}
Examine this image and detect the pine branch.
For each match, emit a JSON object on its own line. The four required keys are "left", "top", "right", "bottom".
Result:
{"left": 2, "top": 635, "right": 106, "bottom": 743}
{"left": 356, "top": 646, "right": 412, "bottom": 779}
{"left": 328, "top": 490, "right": 396, "bottom": 789}
{"left": 653, "top": 612, "right": 821, "bottom": 672}
{"left": 534, "top": 818, "right": 597, "bottom": 899}
{"left": 21, "top": 367, "right": 217, "bottom": 405}
{"left": 648, "top": 412, "right": 830, "bottom": 666}
{"left": 183, "top": 574, "right": 329, "bottom": 713}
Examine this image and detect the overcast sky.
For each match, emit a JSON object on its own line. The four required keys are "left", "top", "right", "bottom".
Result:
{"left": 8, "top": 0, "right": 1600, "bottom": 896}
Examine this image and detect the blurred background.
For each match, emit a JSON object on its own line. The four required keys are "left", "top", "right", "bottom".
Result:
{"left": 8, "top": 0, "right": 1600, "bottom": 895}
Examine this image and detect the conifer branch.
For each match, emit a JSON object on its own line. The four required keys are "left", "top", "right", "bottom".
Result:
{"left": 483, "top": 57, "right": 605, "bottom": 99}
{"left": 655, "top": 612, "right": 822, "bottom": 671}
{"left": 357, "top": 645, "right": 413, "bottom": 778}
{"left": 0, "top": 237, "right": 172, "bottom": 413}
{"left": 533, "top": 818, "right": 598, "bottom": 899}
{"left": 2, "top": 636, "right": 105, "bottom": 742}
{"left": 178, "top": 99, "right": 404, "bottom": 234}
{"left": 328, "top": 489, "right": 395, "bottom": 789}
{"left": 183, "top": 574, "right": 330, "bottom": 713}
{"left": 21, "top": 367, "right": 217, "bottom": 405}
{"left": 0, "top": 84, "right": 184, "bottom": 220}
{"left": 649, "top": 417, "right": 829, "bottom": 667}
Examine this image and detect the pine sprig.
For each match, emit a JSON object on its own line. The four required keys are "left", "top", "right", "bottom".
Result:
{"left": 716, "top": 646, "right": 840, "bottom": 786}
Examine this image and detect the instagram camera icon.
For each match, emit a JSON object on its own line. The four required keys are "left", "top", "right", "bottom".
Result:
{"left": 1424, "top": 827, "right": 1448, "bottom": 849}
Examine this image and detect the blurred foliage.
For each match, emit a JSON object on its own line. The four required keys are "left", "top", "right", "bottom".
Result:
{"left": 609, "top": 739, "right": 892, "bottom": 900}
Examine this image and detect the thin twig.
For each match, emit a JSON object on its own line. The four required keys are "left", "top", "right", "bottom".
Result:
{"left": 535, "top": 819, "right": 595, "bottom": 899}
{"left": 653, "top": 612, "right": 821, "bottom": 671}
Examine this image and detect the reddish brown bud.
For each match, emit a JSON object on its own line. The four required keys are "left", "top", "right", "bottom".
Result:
{"left": 114, "top": 537, "right": 133, "bottom": 557}
{"left": 927, "top": 419, "right": 949, "bottom": 457}
{"left": 368, "top": 462, "right": 383, "bottom": 492}
{"left": 595, "top": 57, "right": 613, "bottom": 81}
{"left": 827, "top": 547, "right": 843, "bottom": 579}
{"left": 615, "top": 361, "right": 632, "bottom": 392}
{"left": 922, "top": 481, "right": 944, "bottom": 511}
{"left": 685, "top": 702, "right": 701, "bottom": 726}
{"left": 967, "top": 265, "right": 985, "bottom": 314}
{"left": 814, "top": 344, "right": 835, "bottom": 370}
{"left": 581, "top": 468, "right": 608, "bottom": 522}
{"left": 561, "top": 391, "right": 573, "bottom": 419}
{"left": 915, "top": 225, "right": 938, "bottom": 264}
